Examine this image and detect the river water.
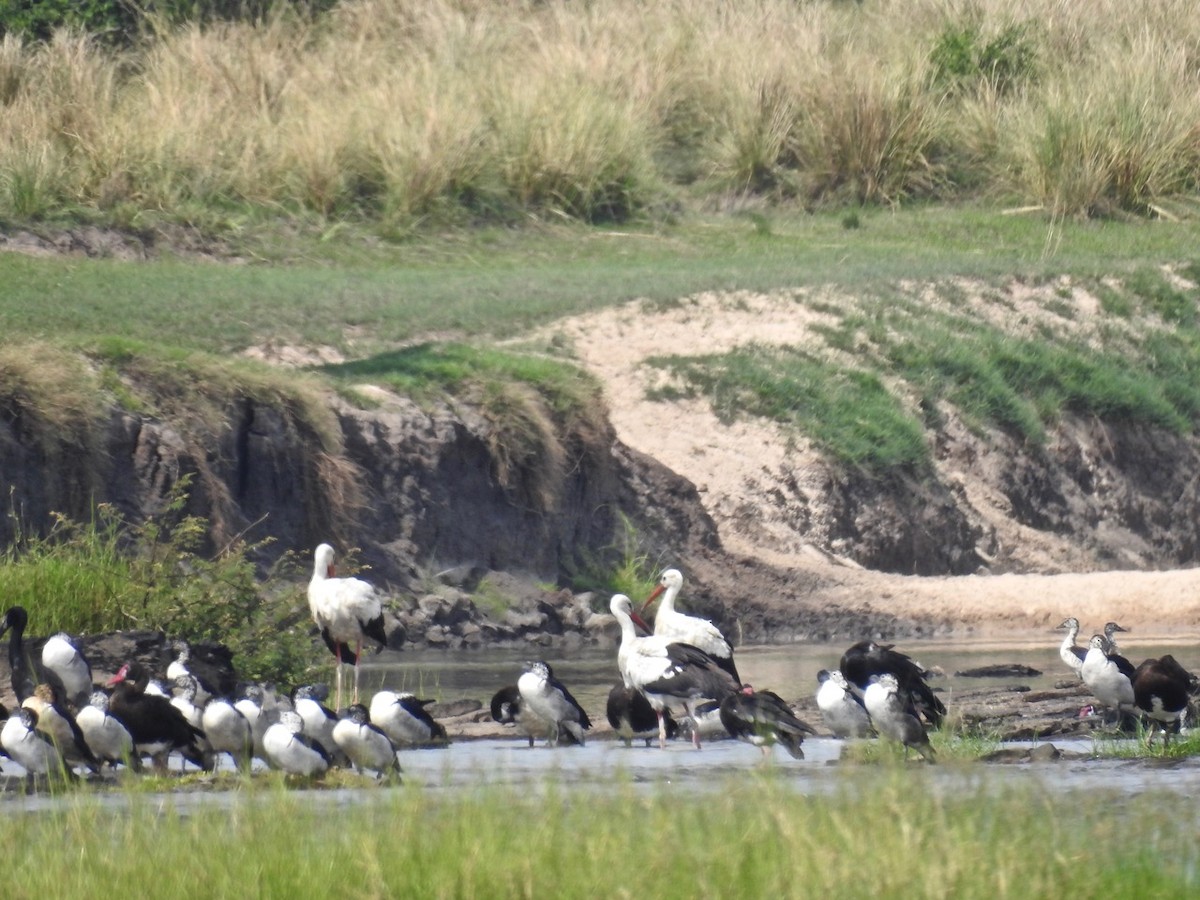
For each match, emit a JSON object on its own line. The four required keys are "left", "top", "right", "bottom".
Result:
{"left": 5, "top": 633, "right": 1200, "bottom": 809}
{"left": 361, "top": 631, "right": 1200, "bottom": 719}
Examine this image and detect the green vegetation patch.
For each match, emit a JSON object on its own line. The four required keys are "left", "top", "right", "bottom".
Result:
{"left": 0, "top": 482, "right": 316, "bottom": 684}
{"left": 324, "top": 342, "right": 605, "bottom": 509}
{"left": 642, "top": 267, "right": 1200, "bottom": 473}
{"left": 89, "top": 336, "right": 341, "bottom": 447}
{"left": 322, "top": 342, "right": 600, "bottom": 420}
{"left": 645, "top": 344, "right": 929, "bottom": 470}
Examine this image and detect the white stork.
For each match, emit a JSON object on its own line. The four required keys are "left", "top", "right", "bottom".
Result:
{"left": 610, "top": 594, "right": 739, "bottom": 749}
{"left": 307, "top": 543, "right": 389, "bottom": 708}
{"left": 640, "top": 569, "right": 739, "bottom": 682}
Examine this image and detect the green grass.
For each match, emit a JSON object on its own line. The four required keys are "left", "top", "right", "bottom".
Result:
{"left": 1090, "top": 725, "right": 1200, "bottom": 759}
{"left": 2, "top": 210, "right": 1199, "bottom": 356}
{"left": 0, "top": 776, "right": 1195, "bottom": 897}
{"left": 647, "top": 344, "right": 929, "bottom": 469}
{"left": 6, "top": 210, "right": 1200, "bottom": 477}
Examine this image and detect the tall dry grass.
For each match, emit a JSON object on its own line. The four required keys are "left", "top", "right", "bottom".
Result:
{"left": 2, "top": 0, "right": 1200, "bottom": 225}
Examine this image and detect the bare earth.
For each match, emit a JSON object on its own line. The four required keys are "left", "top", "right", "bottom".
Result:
{"left": 536, "top": 291, "right": 1200, "bottom": 640}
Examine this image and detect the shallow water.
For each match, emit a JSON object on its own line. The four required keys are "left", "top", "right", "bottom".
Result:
{"left": 362, "top": 632, "right": 1200, "bottom": 716}
{"left": 5, "top": 633, "right": 1200, "bottom": 810}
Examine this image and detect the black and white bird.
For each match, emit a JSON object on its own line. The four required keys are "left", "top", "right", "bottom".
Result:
{"left": 640, "top": 569, "right": 740, "bottom": 683}
{"left": 200, "top": 696, "right": 255, "bottom": 772}
{"left": 679, "top": 699, "right": 728, "bottom": 743}
{"left": 1, "top": 606, "right": 63, "bottom": 706}
{"left": 490, "top": 684, "right": 535, "bottom": 747}
{"left": 332, "top": 703, "right": 402, "bottom": 780}
{"left": 170, "top": 675, "right": 209, "bottom": 748}
{"left": 1103, "top": 621, "right": 1129, "bottom": 655}
{"left": 1132, "top": 655, "right": 1198, "bottom": 747}
{"left": 1, "top": 707, "right": 74, "bottom": 782}
{"left": 165, "top": 640, "right": 232, "bottom": 707}
{"left": 22, "top": 682, "right": 101, "bottom": 774}
{"left": 863, "top": 673, "right": 934, "bottom": 762}
{"left": 1055, "top": 617, "right": 1086, "bottom": 676}
{"left": 606, "top": 683, "right": 679, "bottom": 747}
{"left": 234, "top": 683, "right": 274, "bottom": 765}
{"left": 839, "top": 640, "right": 945, "bottom": 727}
{"left": 490, "top": 685, "right": 522, "bottom": 726}
{"left": 815, "top": 669, "right": 873, "bottom": 739}
{"left": 369, "top": 690, "right": 448, "bottom": 747}
{"left": 611, "top": 594, "right": 740, "bottom": 749}
{"left": 516, "top": 661, "right": 591, "bottom": 747}
{"left": 106, "top": 662, "right": 212, "bottom": 773}
{"left": 292, "top": 683, "right": 349, "bottom": 767}
{"left": 263, "top": 709, "right": 330, "bottom": 778}
{"left": 719, "top": 685, "right": 815, "bottom": 761}
{"left": 75, "top": 690, "right": 138, "bottom": 771}
{"left": 1079, "top": 634, "right": 1137, "bottom": 724}
{"left": 40, "top": 631, "right": 94, "bottom": 712}
{"left": 307, "top": 543, "right": 390, "bottom": 708}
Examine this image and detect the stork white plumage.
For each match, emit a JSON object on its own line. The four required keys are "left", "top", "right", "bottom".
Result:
{"left": 610, "top": 594, "right": 739, "bottom": 749}
{"left": 640, "top": 569, "right": 740, "bottom": 682}
{"left": 307, "top": 543, "right": 390, "bottom": 708}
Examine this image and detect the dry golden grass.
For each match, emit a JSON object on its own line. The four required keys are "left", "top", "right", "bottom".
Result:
{"left": 2, "top": 0, "right": 1200, "bottom": 222}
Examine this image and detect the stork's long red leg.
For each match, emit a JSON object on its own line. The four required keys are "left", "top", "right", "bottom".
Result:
{"left": 334, "top": 642, "right": 344, "bottom": 710}
{"left": 353, "top": 639, "right": 363, "bottom": 704}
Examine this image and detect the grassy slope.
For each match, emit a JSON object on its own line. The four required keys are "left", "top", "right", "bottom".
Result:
{"left": 4, "top": 208, "right": 1198, "bottom": 354}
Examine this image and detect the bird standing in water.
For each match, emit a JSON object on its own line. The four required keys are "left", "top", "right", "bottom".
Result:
{"left": 307, "top": 543, "right": 390, "bottom": 708}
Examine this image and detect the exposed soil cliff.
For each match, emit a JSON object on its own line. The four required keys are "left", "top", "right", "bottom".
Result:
{"left": 4, "top": 355, "right": 1200, "bottom": 650}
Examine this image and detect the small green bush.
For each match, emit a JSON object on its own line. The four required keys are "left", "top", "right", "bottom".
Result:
{"left": 929, "top": 21, "right": 1038, "bottom": 94}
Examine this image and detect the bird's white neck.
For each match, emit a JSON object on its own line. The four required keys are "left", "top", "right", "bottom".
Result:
{"left": 658, "top": 581, "right": 681, "bottom": 616}
{"left": 615, "top": 611, "right": 639, "bottom": 646}
{"left": 1059, "top": 627, "right": 1077, "bottom": 654}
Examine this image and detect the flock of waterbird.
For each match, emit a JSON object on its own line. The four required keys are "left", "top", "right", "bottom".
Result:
{"left": 496, "top": 573, "right": 948, "bottom": 762}
{"left": 1055, "top": 616, "right": 1200, "bottom": 745}
{"left": 0, "top": 545, "right": 443, "bottom": 787}
{"left": 1, "top": 544, "right": 1198, "bottom": 789}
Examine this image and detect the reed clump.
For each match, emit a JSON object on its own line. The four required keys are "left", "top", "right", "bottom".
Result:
{"left": 3, "top": 0, "right": 1200, "bottom": 229}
